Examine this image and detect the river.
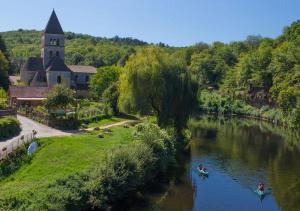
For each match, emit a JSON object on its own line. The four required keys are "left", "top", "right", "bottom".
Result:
{"left": 143, "top": 116, "right": 300, "bottom": 211}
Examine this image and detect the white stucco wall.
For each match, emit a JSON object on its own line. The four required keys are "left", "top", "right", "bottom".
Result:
{"left": 72, "top": 72, "right": 91, "bottom": 84}
{"left": 47, "top": 71, "right": 71, "bottom": 88}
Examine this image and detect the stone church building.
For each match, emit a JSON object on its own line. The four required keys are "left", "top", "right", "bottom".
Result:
{"left": 9, "top": 10, "right": 96, "bottom": 106}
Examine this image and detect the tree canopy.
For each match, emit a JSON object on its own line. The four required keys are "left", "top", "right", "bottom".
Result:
{"left": 44, "top": 84, "right": 75, "bottom": 110}
{"left": 119, "top": 47, "right": 198, "bottom": 133}
{"left": 0, "top": 50, "right": 9, "bottom": 90}
{"left": 89, "top": 66, "right": 121, "bottom": 98}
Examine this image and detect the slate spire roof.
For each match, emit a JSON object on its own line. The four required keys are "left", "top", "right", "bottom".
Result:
{"left": 44, "top": 9, "right": 64, "bottom": 34}
{"left": 22, "top": 57, "right": 44, "bottom": 72}
{"left": 31, "top": 71, "right": 47, "bottom": 87}
{"left": 46, "top": 56, "right": 71, "bottom": 72}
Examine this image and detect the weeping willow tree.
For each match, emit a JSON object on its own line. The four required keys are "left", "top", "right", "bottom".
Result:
{"left": 119, "top": 46, "right": 198, "bottom": 135}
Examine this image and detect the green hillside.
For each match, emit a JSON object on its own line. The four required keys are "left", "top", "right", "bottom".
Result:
{"left": 0, "top": 30, "right": 148, "bottom": 73}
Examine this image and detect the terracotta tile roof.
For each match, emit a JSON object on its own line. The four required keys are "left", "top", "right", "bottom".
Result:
{"left": 9, "top": 86, "right": 50, "bottom": 98}
{"left": 68, "top": 65, "right": 97, "bottom": 74}
{"left": 44, "top": 10, "right": 64, "bottom": 35}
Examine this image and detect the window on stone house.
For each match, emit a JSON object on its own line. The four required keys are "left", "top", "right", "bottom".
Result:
{"left": 57, "top": 76, "right": 61, "bottom": 84}
{"left": 50, "top": 51, "right": 53, "bottom": 58}
{"left": 56, "top": 51, "right": 59, "bottom": 57}
{"left": 85, "top": 75, "right": 89, "bottom": 82}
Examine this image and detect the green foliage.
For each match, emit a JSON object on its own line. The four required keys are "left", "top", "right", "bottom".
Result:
{"left": 86, "top": 123, "right": 176, "bottom": 209}
{"left": 0, "top": 123, "right": 177, "bottom": 210}
{"left": 102, "top": 82, "right": 120, "bottom": 114}
{"left": 0, "top": 88, "right": 8, "bottom": 109}
{"left": 44, "top": 84, "right": 75, "bottom": 110}
{"left": 269, "top": 41, "right": 300, "bottom": 111}
{"left": 0, "top": 116, "right": 21, "bottom": 139}
{"left": 90, "top": 66, "right": 121, "bottom": 98}
{"left": 190, "top": 51, "right": 228, "bottom": 87}
{"left": 0, "top": 143, "right": 32, "bottom": 180}
{"left": 0, "top": 50, "right": 9, "bottom": 90}
{"left": 119, "top": 46, "right": 198, "bottom": 133}
{"left": 0, "top": 30, "right": 147, "bottom": 73}
{"left": 199, "top": 90, "right": 299, "bottom": 130}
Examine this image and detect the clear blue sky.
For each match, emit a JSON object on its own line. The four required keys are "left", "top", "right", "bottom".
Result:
{"left": 0, "top": 0, "right": 299, "bottom": 46}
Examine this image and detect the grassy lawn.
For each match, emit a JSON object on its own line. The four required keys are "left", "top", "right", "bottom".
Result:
{"left": 0, "top": 127, "right": 133, "bottom": 197}
{"left": 82, "top": 116, "right": 128, "bottom": 129}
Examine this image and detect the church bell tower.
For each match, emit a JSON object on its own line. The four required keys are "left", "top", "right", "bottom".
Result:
{"left": 41, "top": 9, "right": 65, "bottom": 67}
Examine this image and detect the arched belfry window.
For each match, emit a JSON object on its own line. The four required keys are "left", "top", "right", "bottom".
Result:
{"left": 56, "top": 39, "right": 60, "bottom": 46}
{"left": 56, "top": 51, "right": 59, "bottom": 57}
{"left": 57, "top": 76, "right": 61, "bottom": 84}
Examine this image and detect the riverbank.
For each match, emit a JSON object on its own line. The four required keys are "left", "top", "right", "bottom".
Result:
{"left": 199, "top": 90, "right": 300, "bottom": 132}
{"left": 0, "top": 122, "right": 183, "bottom": 210}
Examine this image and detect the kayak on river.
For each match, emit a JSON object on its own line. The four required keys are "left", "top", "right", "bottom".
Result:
{"left": 255, "top": 183, "right": 271, "bottom": 200}
{"left": 197, "top": 164, "right": 209, "bottom": 176}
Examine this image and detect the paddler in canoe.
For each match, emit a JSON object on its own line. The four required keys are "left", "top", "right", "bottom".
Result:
{"left": 257, "top": 182, "right": 265, "bottom": 195}
{"left": 197, "top": 164, "right": 208, "bottom": 176}
{"left": 258, "top": 182, "right": 265, "bottom": 193}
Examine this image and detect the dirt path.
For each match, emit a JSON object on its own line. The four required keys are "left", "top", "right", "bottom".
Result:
{"left": 85, "top": 119, "right": 140, "bottom": 131}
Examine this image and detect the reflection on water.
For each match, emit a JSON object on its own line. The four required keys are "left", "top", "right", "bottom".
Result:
{"left": 149, "top": 116, "right": 300, "bottom": 211}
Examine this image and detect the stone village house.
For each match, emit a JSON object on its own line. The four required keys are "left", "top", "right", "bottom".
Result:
{"left": 9, "top": 10, "right": 97, "bottom": 107}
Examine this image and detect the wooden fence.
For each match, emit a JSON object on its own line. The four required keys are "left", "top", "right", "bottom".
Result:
{"left": 0, "top": 133, "right": 34, "bottom": 160}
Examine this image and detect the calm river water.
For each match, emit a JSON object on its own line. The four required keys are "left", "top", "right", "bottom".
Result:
{"left": 144, "top": 116, "right": 300, "bottom": 211}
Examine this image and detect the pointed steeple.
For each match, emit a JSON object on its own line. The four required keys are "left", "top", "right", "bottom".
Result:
{"left": 44, "top": 9, "right": 64, "bottom": 34}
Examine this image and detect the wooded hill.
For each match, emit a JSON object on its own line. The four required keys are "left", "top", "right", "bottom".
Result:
{"left": 0, "top": 30, "right": 149, "bottom": 73}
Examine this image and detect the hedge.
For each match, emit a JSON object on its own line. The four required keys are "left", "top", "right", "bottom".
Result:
{"left": 0, "top": 117, "right": 21, "bottom": 139}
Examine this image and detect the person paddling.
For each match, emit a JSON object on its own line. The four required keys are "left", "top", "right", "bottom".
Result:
{"left": 198, "top": 164, "right": 206, "bottom": 171}
{"left": 258, "top": 182, "right": 265, "bottom": 192}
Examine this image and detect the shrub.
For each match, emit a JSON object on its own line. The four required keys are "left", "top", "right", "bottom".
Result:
{"left": 0, "top": 117, "right": 21, "bottom": 139}
{"left": 0, "top": 143, "right": 31, "bottom": 180}
{"left": 288, "top": 108, "right": 300, "bottom": 130}
{"left": 0, "top": 123, "right": 178, "bottom": 210}
{"left": 0, "top": 88, "right": 8, "bottom": 109}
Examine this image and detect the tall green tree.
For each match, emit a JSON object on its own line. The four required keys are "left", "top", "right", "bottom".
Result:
{"left": 189, "top": 51, "right": 228, "bottom": 88}
{"left": 102, "top": 82, "right": 120, "bottom": 115}
{"left": 89, "top": 66, "right": 121, "bottom": 99}
{"left": 0, "top": 50, "right": 9, "bottom": 90}
{"left": 0, "top": 88, "right": 8, "bottom": 109}
{"left": 119, "top": 47, "right": 198, "bottom": 134}
{"left": 44, "top": 84, "right": 75, "bottom": 111}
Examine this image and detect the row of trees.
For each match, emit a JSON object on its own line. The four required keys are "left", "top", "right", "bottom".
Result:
{"left": 88, "top": 21, "right": 300, "bottom": 131}
{"left": 0, "top": 35, "right": 9, "bottom": 90}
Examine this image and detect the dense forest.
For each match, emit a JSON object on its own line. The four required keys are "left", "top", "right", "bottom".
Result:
{"left": 0, "top": 20, "right": 299, "bottom": 130}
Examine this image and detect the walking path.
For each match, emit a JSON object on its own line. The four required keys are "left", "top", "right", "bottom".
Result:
{"left": 0, "top": 115, "right": 73, "bottom": 150}
{"left": 85, "top": 119, "right": 140, "bottom": 131}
